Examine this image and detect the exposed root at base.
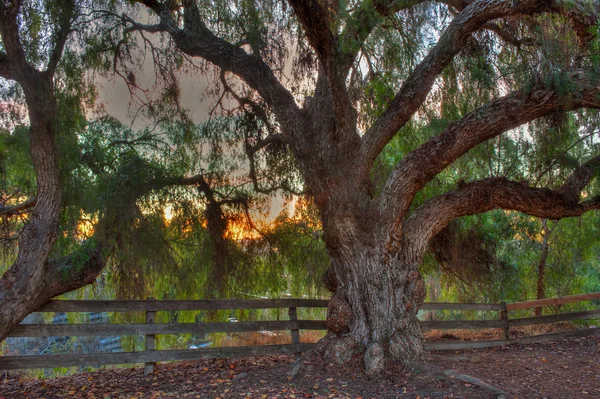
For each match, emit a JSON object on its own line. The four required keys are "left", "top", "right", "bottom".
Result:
{"left": 289, "top": 334, "right": 430, "bottom": 378}
{"left": 288, "top": 348, "right": 508, "bottom": 398}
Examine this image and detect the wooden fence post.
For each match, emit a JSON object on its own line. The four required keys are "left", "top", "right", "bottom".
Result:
{"left": 500, "top": 302, "right": 509, "bottom": 343}
{"left": 144, "top": 307, "right": 156, "bottom": 375}
{"left": 288, "top": 307, "right": 300, "bottom": 354}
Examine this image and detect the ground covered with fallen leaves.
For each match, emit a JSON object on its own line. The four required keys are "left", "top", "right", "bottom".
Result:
{"left": 2, "top": 335, "right": 599, "bottom": 398}
{"left": 430, "top": 334, "right": 600, "bottom": 398}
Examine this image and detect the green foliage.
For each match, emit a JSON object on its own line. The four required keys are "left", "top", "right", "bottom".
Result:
{"left": 39, "top": 114, "right": 327, "bottom": 303}
{"left": 0, "top": 127, "right": 35, "bottom": 195}
{"left": 3, "top": 0, "right": 600, "bottom": 323}
{"left": 0, "top": 127, "right": 35, "bottom": 263}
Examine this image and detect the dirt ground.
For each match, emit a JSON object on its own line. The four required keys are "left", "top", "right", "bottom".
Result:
{"left": 1, "top": 335, "right": 599, "bottom": 399}
{"left": 429, "top": 334, "right": 600, "bottom": 398}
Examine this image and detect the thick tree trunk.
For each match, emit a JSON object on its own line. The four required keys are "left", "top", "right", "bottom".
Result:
{"left": 0, "top": 245, "right": 106, "bottom": 341}
{"left": 0, "top": 63, "right": 106, "bottom": 342}
{"left": 0, "top": 76, "right": 64, "bottom": 341}
{"left": 318, "top": 210, "right": 426, "bottom": 375}
{"left": 0, "top": 0, "right": 94, "bottom": 341}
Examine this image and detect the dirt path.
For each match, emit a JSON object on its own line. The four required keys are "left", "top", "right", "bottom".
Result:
{"left": 1, "top": 335, "right": 599, "bottom": 399}
{"left": 428, "top": 334, "right": 600, "bottom": 398}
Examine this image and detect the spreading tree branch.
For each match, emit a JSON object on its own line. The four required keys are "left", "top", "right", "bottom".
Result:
{"left": 46, "top": 1, "right": 76, "bottom": 76}
{"left": 0, "top": 197, "right": 37, "bottom": 216}
{"left": 560, "top": 155, "right": 600, "bottom": 203}
{"left": 337, "top": 0, "right": 427, "bottom": 72}
{"left": 404, "top": 156, "right": 600, "bottom": 256}
{"left": 290, "top": 0, "right": 427, "bottom": 137}
{"left": 46, "top": 242, "right": 106, "bottom": 298}
{"left": 481, "top": 22, "right": 536, "bottom": 47}
{"left": 359, "top": 0, "right": 566, "bottom": 177}
{"left": 287, "top": 0, "right": 335, "bottom": 64}
{"left": 287, "top": 0, "right": 359, "bottom": 134}
{"left": 0, "top": 0, "right": 30, "bottom": 77}
{"left": 379, "top": 68, "right": 600, "bottom": 226}
{"left": 132, "top": 0, "right": 302, "bottom": 141}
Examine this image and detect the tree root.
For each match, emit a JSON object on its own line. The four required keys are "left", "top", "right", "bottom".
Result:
{"left": 289, "top": 339, "right": 508, "bottom": 399}
{"left": 444, "top": 369, "right": 508, "bottom": 398}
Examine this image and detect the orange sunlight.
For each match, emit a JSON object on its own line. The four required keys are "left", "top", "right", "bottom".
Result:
{"left": 163, "top": 205, "right": 174, "bottom": 225}
{"left": 71, "top": 212, "right": 97, "bottom": 240}
{"left": 225, "top": 219, "right": 262, "bottom": 241}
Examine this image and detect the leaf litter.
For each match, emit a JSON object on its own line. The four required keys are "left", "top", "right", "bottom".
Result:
{"left": 2, "top": 335, "right": 599, "bottom": 398}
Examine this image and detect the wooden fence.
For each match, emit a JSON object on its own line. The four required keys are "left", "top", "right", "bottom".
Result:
{"left": 1, "top": 293, "right": 600, "bottom": 372}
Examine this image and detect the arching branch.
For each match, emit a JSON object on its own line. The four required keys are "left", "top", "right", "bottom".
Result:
{"left": 379, "top": 68, "right": 600, "bottom": 228}
{"left": 358, "top": 0, "right": 573, "bottom": 178}
{"left": 131, "top": 0, "right": 302, "bottom": 141}
{"left": 46, "top": 243, "right": 106, "bottom": 298}
{"left": 0, "top": 0, "right": 31, "bottom": 77}
{"left": 46, "top": 3, "right": 76, "bottom": 76}
{"left": 481, "top": 22, "right": 536, "bottom": 47}
{"left": 337, "top": 0, "right": 427, "bottom": 72}
{"left": 0, "top": 197, "right": 37, "bottom": 216}
{"left": 404, "top": 156, "right": 600, "bottom": 256}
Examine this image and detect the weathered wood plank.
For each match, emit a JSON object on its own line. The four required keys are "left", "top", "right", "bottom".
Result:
{"left": 420, "top": 320, "right": 505, "bottom": 330}
{"left": 509, "top": 327, "right": 600, "bottom": 345}
{"left": 500, "top": 302, "right": 509, "bottom": 342}
{"left": 36, "top": 299, "right": 330, "bottom": 313}
{"left": 508, "top": 309, "right": 600, "bottom": 327}
{"left": 288, "top": 307, "right": 300, "bottom": 348}
{"left": 8, "top": 321, "right": 299, "bottom": 337}
{"left": 298, "top": 320, "right": 327, "bottom": 330}
{"left": 35, "top": 299, "right": 510, "bottom": 313}
{"left": 506, "top": 292, "right": 600, "bottom": 311}
{"left": 421, "top": 303, "right": 504, "bottom": 311}
{"left": 145, "top": 310, "right": 156, "bottom": 375}
{"left": 0, "top": 343, "right": 316, "bottom": 370}
{"left": 425, "top": 340, "right": 505, "bottom": 351}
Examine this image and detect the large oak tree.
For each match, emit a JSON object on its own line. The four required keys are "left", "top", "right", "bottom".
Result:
{"left": 120, "top": 0, "right": 600, "bottom": 374}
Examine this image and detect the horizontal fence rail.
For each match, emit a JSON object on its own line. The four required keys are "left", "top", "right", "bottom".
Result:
{"left": 0, "top": 344, "right": 316, "bottom": 370}
{"left": 505, "top": 292, "right": 600, "bottom": 311}
{"left": 2, "top": 294, "right": 600, "bottom": 371}
{"left": 2, "top": 299, "right": 327, "bottom": 373}
{"left": 36, "top": 299, "right": 330, "bottom": 312}
{"left": 421, "top": 303, "right": 506, "bottom": 311}
{"left": 8, "top": 320, "right": 307, "bottom": 338}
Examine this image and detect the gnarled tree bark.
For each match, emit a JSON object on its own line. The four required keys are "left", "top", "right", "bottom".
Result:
{"left": 0, "top": 1, "right": 66, "bottom": 342}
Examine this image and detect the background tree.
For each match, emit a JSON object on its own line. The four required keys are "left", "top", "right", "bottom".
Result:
{"left": 0, "top": 109, "right": 327, "bottom": 342}
{"left": 113, "top": 0, "right": 600, "bottom": 374}
{"left": 0, "top": 0, "right": 315, "bottom": 342}
{"left": 0, "top": 0, "right": 100, "bottom": 342}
